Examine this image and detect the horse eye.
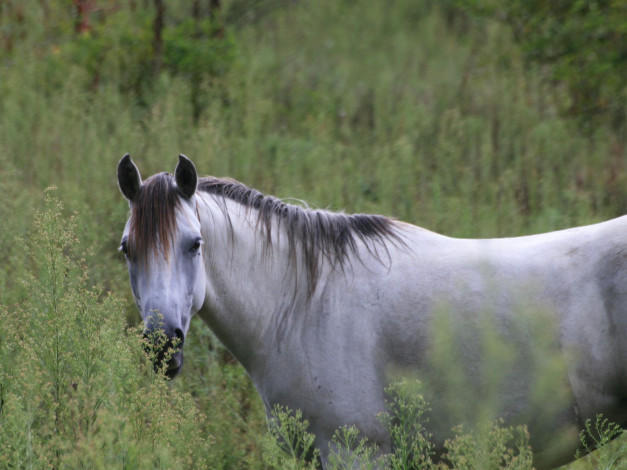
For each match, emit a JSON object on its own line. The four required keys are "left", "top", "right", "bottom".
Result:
{"left": 119, "top": 240, "right": 129, "bottom": 256}
{"left": 190, "top": 238, "right": 203, "bottom": 253}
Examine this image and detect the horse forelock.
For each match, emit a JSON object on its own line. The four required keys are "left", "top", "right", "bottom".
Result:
{"left": 197, "top": 176, "right": 401, "bottom": 294}
{"left": 128, "top": 172, "right": 182, "bottom": 265}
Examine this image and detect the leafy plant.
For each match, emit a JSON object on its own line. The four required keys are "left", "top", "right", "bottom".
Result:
{"left": 0, "top": 189, "right": 211, "bottom": 468}
{"left": 327, "top": 425, "right": 384, "bottom": 469}
{"left": 575, "top": 414, "right": 626, "bottom": 469}
{"left": 262, "top": 404, "right": 320, "bottom": 469}
{"left": 457, "top": 0, "right": 627, "bottom": 129}
{"left": 440, "top": 421, "right": 533, "bottom": 470}
{"left": 380, "top": 380, "right": 436, "bottom": 469}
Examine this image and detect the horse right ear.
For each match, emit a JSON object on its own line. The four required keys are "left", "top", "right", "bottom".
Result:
{"left": 117, "top": 154, "right": 142, "bottom": 202}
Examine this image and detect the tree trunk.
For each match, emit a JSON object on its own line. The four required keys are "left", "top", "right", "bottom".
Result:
{"left": 209, "top": 0, "right": 221, "bottom": 18}
{"left": 152, "top": 0, "right": 165, "bottom": 76}
{"left": 73, "top": 0, "right": 93, "bottom": 34}
{"left": 209, "top": 0, "right": 224, "bottom": 38}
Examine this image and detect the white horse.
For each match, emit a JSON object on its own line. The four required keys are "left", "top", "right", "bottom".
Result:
{"left": 117, "top": 154, "right": 627, "bottom": 468}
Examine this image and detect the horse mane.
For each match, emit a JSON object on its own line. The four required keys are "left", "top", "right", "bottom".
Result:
{"left": 197, "top": 176, "right": 401, "bottom": 294}
{"left": 127, "top": 172, "right": 401, "bottom": 293}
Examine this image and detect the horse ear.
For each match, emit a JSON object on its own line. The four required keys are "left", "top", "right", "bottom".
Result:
{"left": 175, "top": 154, "right": 198, "bottom": 199}
{"left": 118, "top": 153, "right": 142, "bottom": 202}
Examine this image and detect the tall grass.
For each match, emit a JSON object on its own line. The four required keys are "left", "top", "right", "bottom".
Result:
{"left": 263, "top": 380, "right": 536, "bottom": 469}
{"left": 0, "top": 0, "right": 625, "bottom": 468}
{"left": 0, "top": 191, "right": 212, "bottom": 468}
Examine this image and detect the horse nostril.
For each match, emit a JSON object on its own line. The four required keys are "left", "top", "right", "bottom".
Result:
{"left": 174, "top": 328, "right": 185, "bottom": 346}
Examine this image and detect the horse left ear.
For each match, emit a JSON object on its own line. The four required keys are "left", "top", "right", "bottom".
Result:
{"left": 175, "top": 154, "right": 198, "bottom": 199}
{"left": 118, "top": 153, "right": 142, "bottom": 202}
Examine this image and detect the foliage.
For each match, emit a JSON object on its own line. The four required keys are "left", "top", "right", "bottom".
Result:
{"left": 326, "top": 426, "right": 382, "bottom": 469}
{"left": 575, "top": 415, "right": 626, "bottom": 469}
{"left": 0, "top": 190, "right": 212, "bottom": 468}
{"left": 1, "top": 1, "right": 235, "bottom": 118}
{"left": 379, "top": 380, "right": 436, "bottom": 469}
{"left": 0, "top": 158, "right": 33, "bottom": 306}
{"left": 164, "top": 17, "right": 236, "bottom": 79}
{"left": 163, "top": 15, "right": 237, "bottom": 121}
{"left": 440, "top": 421, "right": 533, "bottom": 470}
{"left": 56, "top": 8, "right": 155, "bottom": 95}
{"left": 421, "top": 301, "right": 571, "bottom": 439}
{"left": 269, "top": 380, "right": 534, "bottom": 470}
{"left": 457, "top": 0, "right": 627, "bottom": 129}
{"left": 262, "top": 405, "right": 320, "bottom": 469}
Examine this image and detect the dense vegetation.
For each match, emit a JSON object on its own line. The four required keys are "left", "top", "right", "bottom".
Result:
{"left": 0, "top": 0, "right": 625, "bottom": 468}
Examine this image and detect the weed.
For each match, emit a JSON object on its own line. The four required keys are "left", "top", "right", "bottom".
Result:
{"left": 263, "top": 404, "right": 320, "bottom": 470}
{"left": 575, "top": 415, "right": 626, "bottom": 470}
{"left": 0, "top": 191, "right": 212, "bottom": 468}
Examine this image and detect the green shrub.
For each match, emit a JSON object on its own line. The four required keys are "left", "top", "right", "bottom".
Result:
{"left": 264, "top": 379, "right": 534, "bottom": 470}
{"left": 575, "top": 414, "right": 626, "bottom": 469}
{"left": 164, "top": 17, "right": 236, "bottom": 79}
{"left": 0, "top": 189, "right": 212, "bottom": 468}
{"left": 440, "top": 421, "right": 533, "bottom": 470}
{"left": 328, "top": 425, "right": 383, "bottom": 470}
{"left": 0, "top": 157, "right": 33, "bottom": 306}
{"left": 262, "top": 404, "right": 320, "bottom": 469}
{"left": 457, "top": 0, "right": 627, "bottom": 129}
{"left": 380, "top": 380, "right": 436, "bottom": 469}
{"left": 58, "top": 8, "right": 154, "bottom": 95}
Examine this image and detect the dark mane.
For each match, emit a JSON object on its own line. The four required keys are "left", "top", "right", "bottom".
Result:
{"left": 127, "top": 172, "right": 182, "bottom": 264}
{"left": 198, "top": 177, "right": 401, "bottom": 294}
{"left": 127, "top": 172, "right": 401, "bottom": 292}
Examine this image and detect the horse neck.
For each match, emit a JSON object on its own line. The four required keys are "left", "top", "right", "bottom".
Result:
{"left": 195, "top": 192, "right": 307, "bottom": 372}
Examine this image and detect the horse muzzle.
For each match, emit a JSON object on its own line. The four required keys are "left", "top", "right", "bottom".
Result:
{"left": 164, "top": 349, "right": 184, "bottom": 379}
{"left": 142, "top": 326, "right": 185, "bottom": 379}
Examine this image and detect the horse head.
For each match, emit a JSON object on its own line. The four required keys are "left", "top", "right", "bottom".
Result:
{"left": 117, "top": 154, "right": 206, "bottom": 378}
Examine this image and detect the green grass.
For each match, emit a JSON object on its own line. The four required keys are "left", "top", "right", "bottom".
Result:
{"left": 0, "top": 0, "right": 625, "bottom": 467}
